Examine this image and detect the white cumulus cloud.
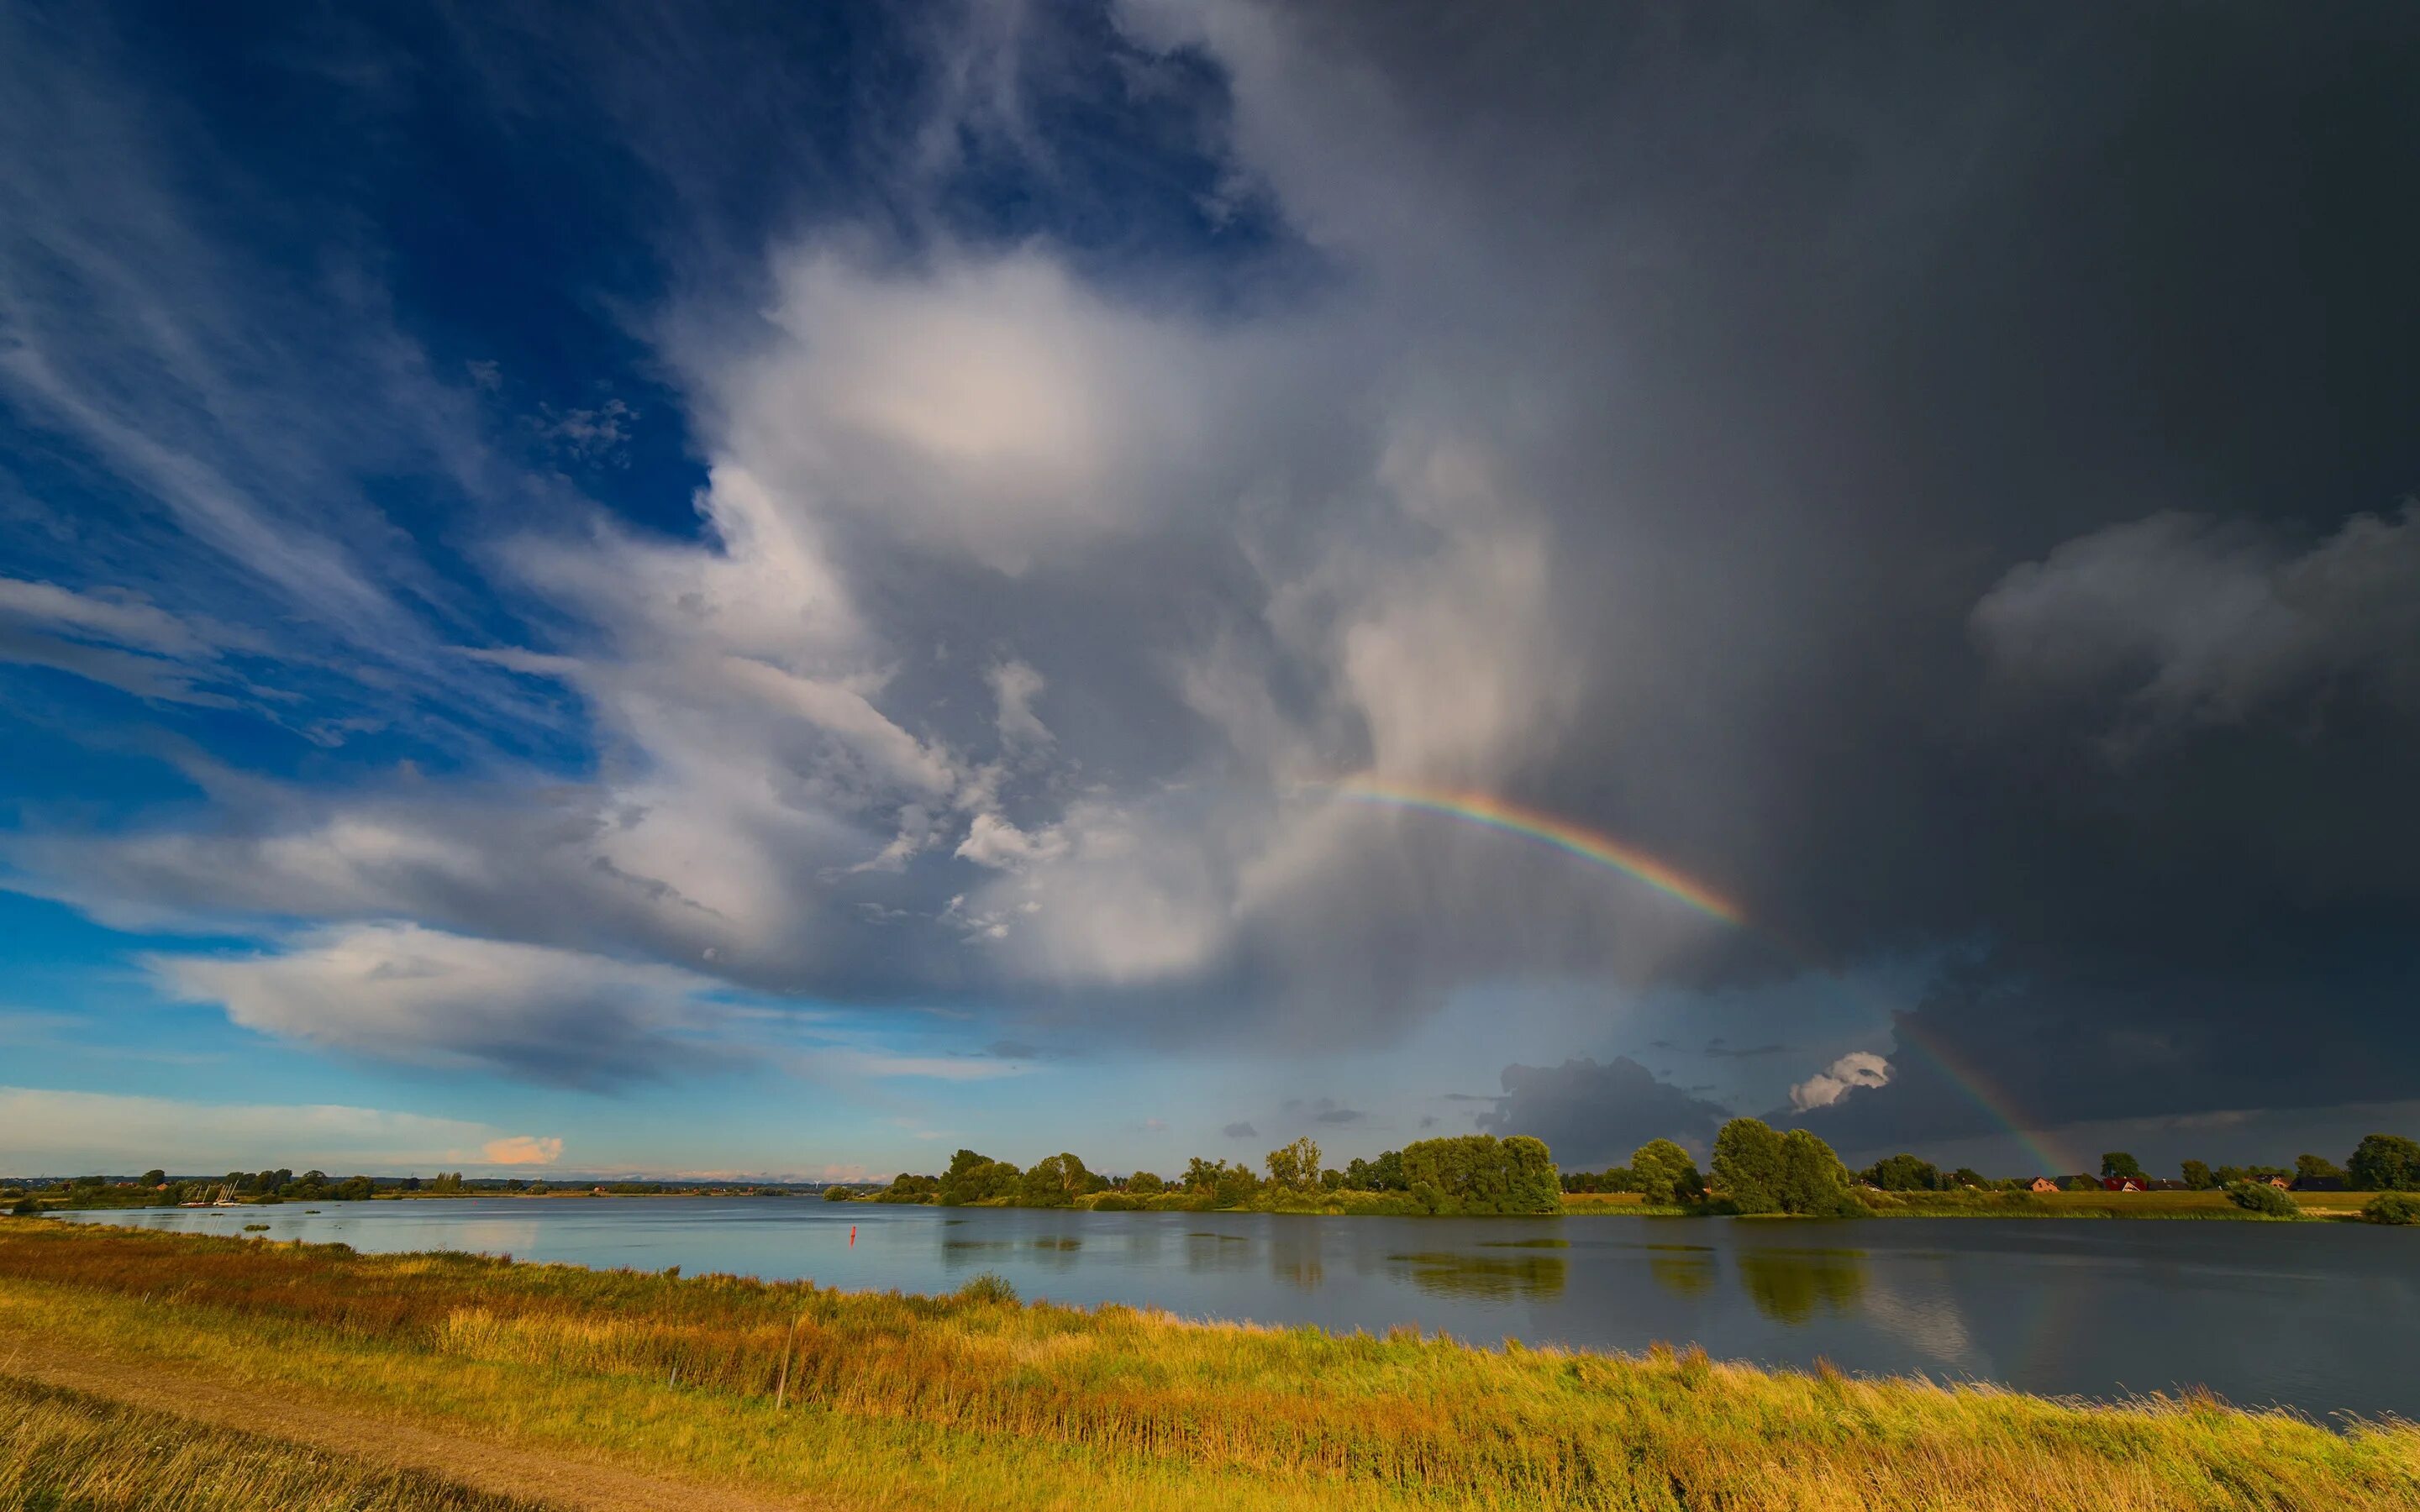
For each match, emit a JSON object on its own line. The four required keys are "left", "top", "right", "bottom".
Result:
{"left": 1790, "top": 1050, "right": 1892, "bottom": 1111}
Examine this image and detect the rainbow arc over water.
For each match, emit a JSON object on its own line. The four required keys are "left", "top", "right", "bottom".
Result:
{"left": 1335, "top": 773, "right": 2075, "bottom": 1174}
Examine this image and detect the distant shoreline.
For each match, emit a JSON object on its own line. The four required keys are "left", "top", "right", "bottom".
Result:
{"left": 22, "top": 1185, "right": 2388, "bottom": 1221}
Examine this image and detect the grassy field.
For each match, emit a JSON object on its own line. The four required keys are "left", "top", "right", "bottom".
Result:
{"left": 0, "top": 1373, "right": 544, "bottom": 1512}
{"left": 3, "top": 1221, "right": 2416, "bottom": 1510}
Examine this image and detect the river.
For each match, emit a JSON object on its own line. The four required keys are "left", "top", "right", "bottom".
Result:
{"left": 55, "top": 1199, "right": 2418, "bottom": 1420}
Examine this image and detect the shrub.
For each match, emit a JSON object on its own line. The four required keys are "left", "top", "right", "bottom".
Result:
{"left": 955, "top": 1271, "right": 1018, "bottom": 1305}
{"left": 1088, "top": 1193, "right": 1139, "bottom": 1211}
{"left": 7, "top": 1195, "right": 39, "bottom": 1216}
{"left": 2224, "top": 1180, "right": 2297, "bottom": 1217}
{"left": 2361, "top": 1191, "right": 2420, "bottom": 1226}
{"left": 1863, "top": 1153, "right": 1942, "bottom": 1191}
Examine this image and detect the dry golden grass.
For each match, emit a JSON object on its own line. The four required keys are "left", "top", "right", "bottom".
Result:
{"left": 0, "top": 1373, "right": 546, "bottom": 1511}
{"left": 2, "top": 1221, "right": 2414, "bottom": 1510}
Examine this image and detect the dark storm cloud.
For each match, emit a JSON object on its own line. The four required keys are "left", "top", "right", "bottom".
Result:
{"left": 5, "top": 0, "right": 2417, "bottom": 1134}
{"left": 1476, "top": 1058, "right": 1731, "bottom": 1166}
{"left": 1703, "top": 1041, "right": 1794, "bottom": 1060}
{"left": 1313, "top": 1108, "right": 1364, "bottom": 1125}
{"left": 1221, "top": 1121, "right": 1258, "bottom": 1140}
{"left": 1287, "top": 1, "right": 2420, "bottom": 1139}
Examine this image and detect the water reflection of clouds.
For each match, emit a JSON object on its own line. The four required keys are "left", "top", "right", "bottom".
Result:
{"left": 1860, "top": 1278, "right": 1979, "bottom": 1368}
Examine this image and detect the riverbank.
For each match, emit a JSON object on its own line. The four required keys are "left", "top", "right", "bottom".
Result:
{"left": 3, "top": 1221, "right": 2414, "bottom": 1510}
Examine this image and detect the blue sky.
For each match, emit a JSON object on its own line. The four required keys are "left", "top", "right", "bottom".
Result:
{"left": 5, "top": 3, "right": 2417, "bottom": 1180}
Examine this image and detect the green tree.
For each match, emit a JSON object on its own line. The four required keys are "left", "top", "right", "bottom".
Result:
{"left": 1396, "top": 1134, "right": 1560, "bottom": 1214}
{"left": 939, "top": 1149, "right": 1023, "bottom": 1205}
{"left": 2180, "top": 1159, "right": 2215, "bottom": 1190}
{"left": 1018, "top": 1152, "right": 1090, "bottom": 1207}
{"left": 2347, "top": 1133, "right": 2420, "bottom": 1192}
{"left": 877, "top": 1173, "right": 939, "bottom": 1203}
{"left": 1862, "top": 1153, "right": 1942, "bottom": 1191}
{"left": 1949, "top": 1168, "right": 1985, "bottom": 1189}
{"left": 1125, "top": 1171, "right": 1164, "bottom": 1195}
{"left": 1264, "top": 1137, "right": 1321, "bottom": 1191}
{"left": 2099, "top": 1152, "right": 2144, "bottom": 1182}
{"left": 1628, "top": 1140, "right": 1702, "bottom": 1206}
{"left": 1210, "top": 1163, "right": 1261, "bottom": 1209}
{"left": 140, "top": 1169, "right": 166, "bottom": 1187}
{"left": 1712, "top": 1118, "right": 1784, "bottom": 1213}
{"left": 1775, "top": 1130, "right": 1856, "bottom": 1215}
{"left": 2293, "top": 1152, "right": 2344, "bottom": 1186}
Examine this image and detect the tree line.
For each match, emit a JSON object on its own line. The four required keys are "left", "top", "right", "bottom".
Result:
{"left": 845, "top": 1133, "right": 1565, "bottom": 1215}
{"left": 1564, "top": 1132, "right": 2420, "bottom": 1199}
{"left": 842, "top": 1123, "right": 2420, "bottom": 1223}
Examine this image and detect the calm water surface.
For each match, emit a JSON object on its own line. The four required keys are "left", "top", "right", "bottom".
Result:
{"left": 60, "top": 1200, "right": 2420, "bottom": 1420}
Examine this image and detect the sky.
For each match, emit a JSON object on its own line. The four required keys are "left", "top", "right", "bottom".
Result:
{"left": 3, "top": 2, "right": 2417, "bottom": 1182}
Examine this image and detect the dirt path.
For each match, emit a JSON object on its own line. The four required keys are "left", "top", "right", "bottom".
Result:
{"left": 0, "top": 1328, "right": 830, "bottom": 1512}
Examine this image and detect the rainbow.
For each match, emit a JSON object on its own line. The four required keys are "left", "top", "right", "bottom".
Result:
{"left": 1337, "top": 776, "right": 1746, "bottom": 924}
{"left": 1887, "top": 1016, "right": 2075, "bottom": 1177}
{"left": 1335, "top": 773, "right": 2076, "bottom": 1174}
